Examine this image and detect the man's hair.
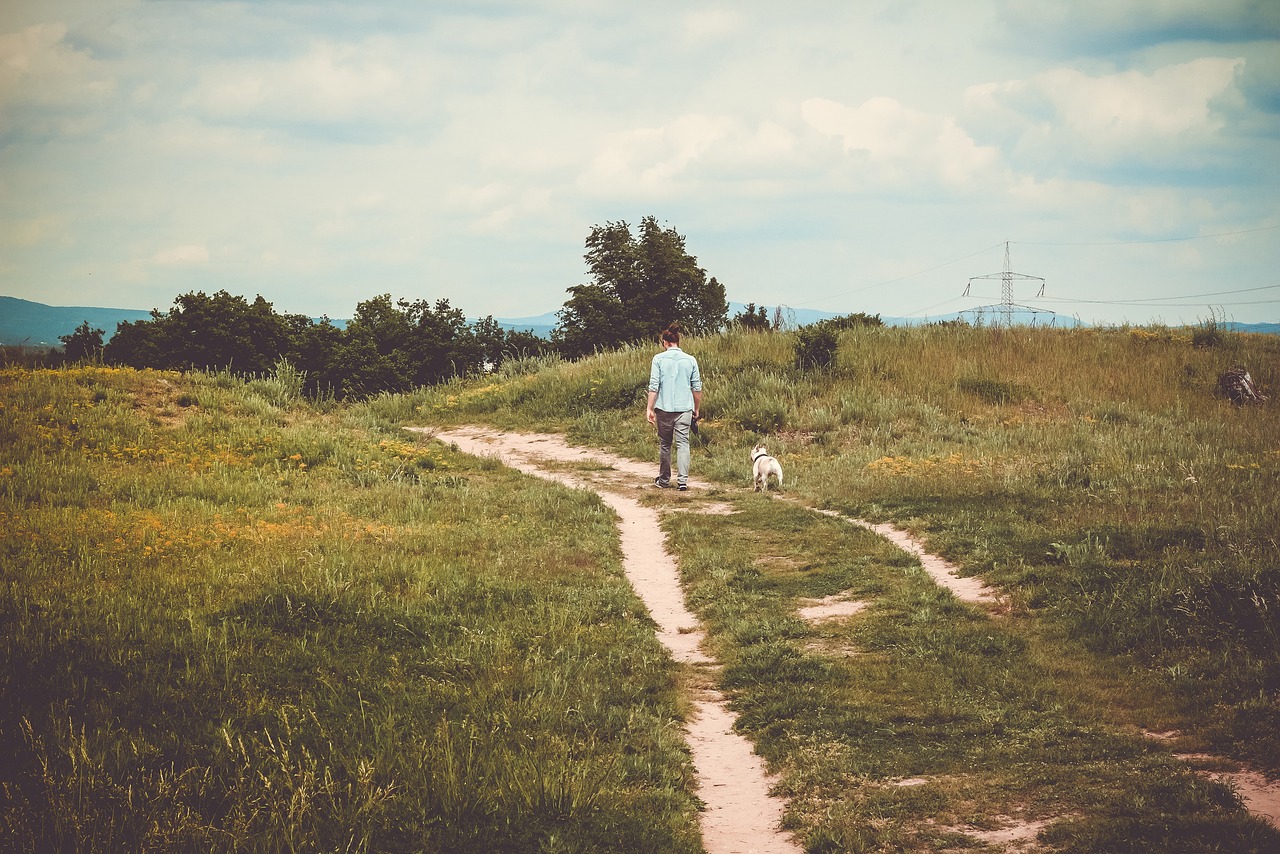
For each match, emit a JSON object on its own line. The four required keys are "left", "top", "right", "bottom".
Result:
{"left": 661, "top": 323, "right": 682, "bottom": 345}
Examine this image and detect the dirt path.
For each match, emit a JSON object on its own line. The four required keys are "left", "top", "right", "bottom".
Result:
{"left": 411, "top": 425, "right": 1280, "bottom": 841}
{"left": 412, "top": 426, "right": 801, "bottom": 854}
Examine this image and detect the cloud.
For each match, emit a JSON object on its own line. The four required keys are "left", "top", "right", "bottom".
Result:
{"left": 3, "top": 214, "right": 66, "bottom": 247}
{"left": 181, "top": 36, "right": 431, "bottom": 132}
{"left": 1, "top": 1, "right": 1276, "bottom": 324}
{"left": 578, "top": 113, "right": 738, "bottom": 196}
{"left": 0, "top": 23, "right": 116, "bottom": 116}
{"left": 964, "top": 58, "right": 1246, "bottom": 171}
{"left": 997, "top": 0, "right": 1280, "bottom": 53}
{"left": 681, "top": 9, "right": 742, "bottom": 42}
{"left": 151, "top": 244, "right": 209, "bottom": 266}
{"left": 800, "top": 96, "right": 1001, "bottom": 189}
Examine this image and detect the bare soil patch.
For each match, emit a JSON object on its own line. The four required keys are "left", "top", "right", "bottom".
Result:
{"left": 1175, "top": 753, "right": 1280, "bottom": 828}
{"left": 811, "top": 509, "right": 1001, "bottom": 607}
{"left": 796, "top": 593, "right": 869, "bottom": 623}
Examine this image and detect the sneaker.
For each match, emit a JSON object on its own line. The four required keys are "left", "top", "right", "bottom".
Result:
{"left": 677, "top": 484, "right": 688, "bottom": 491}
{"left": 654, "top": 477, "right": 670, "bottom": 488}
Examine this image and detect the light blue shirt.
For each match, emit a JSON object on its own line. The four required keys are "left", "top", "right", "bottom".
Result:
{"left": 648, "top": 346, "right": 702, "bottom": 412}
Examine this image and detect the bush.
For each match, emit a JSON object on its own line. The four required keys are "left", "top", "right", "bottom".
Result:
{"left": 794, "top": 325, "right": 839, "bottom": 371}
{"left": 728, "top": 394, "right": 787, "bottom": 433}
{"left": 958, "top": 376, "right": 1033, "bottom": 405}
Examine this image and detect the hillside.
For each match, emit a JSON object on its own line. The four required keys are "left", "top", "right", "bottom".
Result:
{"left": 0, "top": 296, "right": 152, "bottom": 346}
{"left": 4, "top": 323, "right": 1279, "bottom": 851}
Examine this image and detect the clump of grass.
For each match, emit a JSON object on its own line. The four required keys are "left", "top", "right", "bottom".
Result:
{"left": 957, "top": 375, "right": 1034, "bottom": 405}
{"left": 1191, "top": 308, "right": 1231, "bottom": 349}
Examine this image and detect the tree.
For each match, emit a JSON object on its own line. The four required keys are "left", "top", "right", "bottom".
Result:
{"left": 731, "top": 303, "right": 772, "bottom": 332}
{"left": 283, "top": 314, "right": 345, "bottom": 396}
{"left": 59, "top": 321, "right": 105, "bottom": 362}
{"left": 330, "top": 294, "right": 414, "bottom": 397}
{"left": 471, "top": 316, "right": 506, "bottom": 371}
{"left": 102, "top": 290, "right": 289, "bottom": 374}
{"left": 402, "top": 297, "right": 478, "bottom": 386}
{"left": 328, "top": 295, "right": 485, "bottom": 397}
{"left": 553, "top": 283, "right": 632, "bottom": 360}
{"left": 553, "top": 217, "right": 727, "bottom": 356}
{"left": 501, "top": 328, "right": 552, "bottom": 363}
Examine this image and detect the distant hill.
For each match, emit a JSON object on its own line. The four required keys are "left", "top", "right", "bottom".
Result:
{"left": 0, "top": 296, "right": 352, "bottom": 348}
{"left": 488, "top": 312, "right": 558, "bottom": 339}
{"left": 1226, "top": 321, "right": 1280, "bottom": 335}
{"left": 1, "top": 296, "right": 152, "bottom": 347}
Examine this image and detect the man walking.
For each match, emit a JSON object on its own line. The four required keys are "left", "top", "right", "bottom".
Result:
{"left": 646, "top": 323, "right": 702, "bottom": 491}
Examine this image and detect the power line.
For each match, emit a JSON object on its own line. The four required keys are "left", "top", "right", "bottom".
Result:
{"left": 1131, "top": 283, "right": 1280, "bottom": 302}
{"left": 901, "top": 295, "right": 968, "bottom": 318}
{"left": 1038, "top": 297, "right": 1280, "bottom": 308}
{"left": 965, "top": 293, "right": 1280, "bottom": 308}
{"left": 1027, "top": 283, "right": 1278, "bottom": 307}
{"left": 799, "top": 242, "right": 1005, "bottom": 308}
{"left": 1012, "top": 223, "right": 1280, "bottom": 247}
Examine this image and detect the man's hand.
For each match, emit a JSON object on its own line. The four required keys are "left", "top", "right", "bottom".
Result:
{"left": 646, "top": 409, "right": 656, "bottom": 425}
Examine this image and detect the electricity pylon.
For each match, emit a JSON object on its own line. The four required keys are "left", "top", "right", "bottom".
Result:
{"left": 963, "top": 242, "right": 1051, "bottom": 326}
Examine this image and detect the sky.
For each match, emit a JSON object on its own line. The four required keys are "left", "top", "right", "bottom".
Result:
{"left": 2, "top": 0, "right": 1279, "bottom": 327}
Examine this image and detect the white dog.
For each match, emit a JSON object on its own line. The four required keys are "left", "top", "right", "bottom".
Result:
{"left": 751, "top": 444, "right": 784, "bottom": 492}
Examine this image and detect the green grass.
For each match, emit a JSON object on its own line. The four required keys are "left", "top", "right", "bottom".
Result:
{"left": 1, "top": 365, "right": 701, "bottom": 852}
{"left": 664, "top": 499, "right": 1278, "bottom": 851}
{"left": 6, "top": 319, "right": 1279, "bottom": 852}
{"left": 411, "top": 324, "right": 1280, "bottom": 768}
{"left": 399, "top": 322, "right": 1279, "bottom": 849}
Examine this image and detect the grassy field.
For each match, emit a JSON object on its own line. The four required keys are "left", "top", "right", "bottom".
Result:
{"left": 3, "top": 319, "right": 1278, "bottom": 852}
{"left": 0, "top": 365, "right": 701, "bottom": 852}
{"left": 392, "top": 321, "right": 1279, "bottom": 850}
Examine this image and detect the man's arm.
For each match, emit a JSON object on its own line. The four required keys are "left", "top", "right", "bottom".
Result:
{"left": 646, "top": 390, "right": 658, "bottom": 424}
{"left": 692, "top": 389, "right": 702, "bottom": 418}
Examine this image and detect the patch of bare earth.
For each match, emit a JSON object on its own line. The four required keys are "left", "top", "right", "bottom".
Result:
{"left": 809, "top": 509, "right": 1000, "bottom": 608}
{"left": 940, "top": 815, "right": 1055, "bottom": 850}
{"left": 412, "top": 426, "right": 802, "bottom": 854}
{"left": 796, "top": 593, "right": 868, "bottom": 623}
{"left": 1173, "top": 750, "right": 1280, "bottom": 829}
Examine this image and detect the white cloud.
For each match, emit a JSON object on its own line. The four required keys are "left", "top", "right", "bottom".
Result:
{"left": 1, "top": 1, "right": 1276, "bottom": 324}
{"left": 3, "top": 214, "right": 65, "bottom": 247}
{"left": 681, "top": 9, "right": 743, "bottom": 42}
{"left": 964, "top": 58, "right": 1245, "bottom": 166}
{"left": 182, "top": 37, "right": 426, "bottom": 127}
{"left": 0, "top": 23, "right": 115, "bottom": 109}
{"left": 152, "top": 244, "right": 209, "bottom": 266}
{"left": 1007, "top": 175, "right": 1219, "bottom": 236}
{"left": 800, "top": 96, "right": 1000, "bottom": 188}
{"left": 578, "top": 113, "right": 737, "bottom": 196}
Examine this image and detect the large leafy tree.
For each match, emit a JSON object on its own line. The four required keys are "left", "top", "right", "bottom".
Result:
{"left": 330, "top": 295, "right": 488, "bottom": 397}
{"left": 103, "top": 290, "right": 290, "bottom": 374}
{"left": 554, "top": 217, "right": 727, "bottom": 357}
